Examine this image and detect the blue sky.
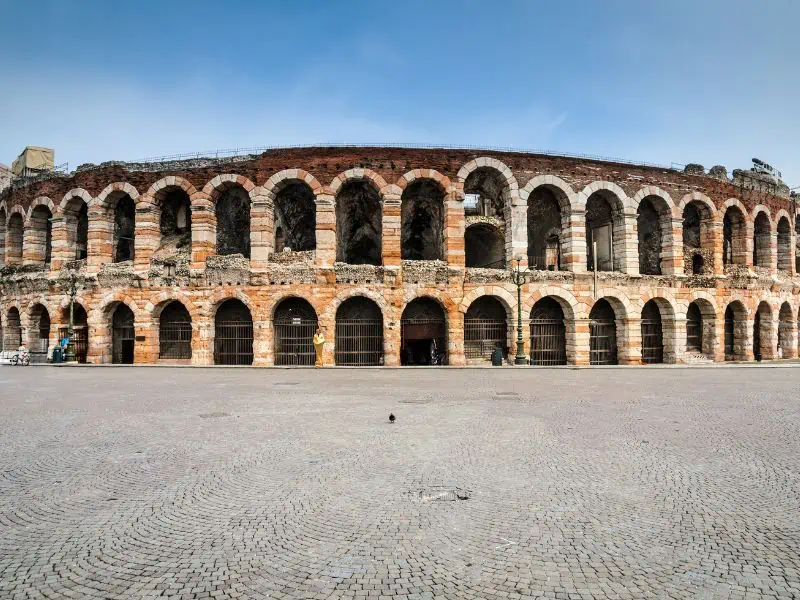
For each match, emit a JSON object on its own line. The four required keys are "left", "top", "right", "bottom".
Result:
{"left": 1, "top": 0, "right": 798, "bottom": 185}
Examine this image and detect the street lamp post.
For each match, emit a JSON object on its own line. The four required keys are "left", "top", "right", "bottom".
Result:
{"left": 64, "top": 270, "right": 78, "bottom": 363}
{"left": 511, "top": 256, "right": 530, "bottom": 365}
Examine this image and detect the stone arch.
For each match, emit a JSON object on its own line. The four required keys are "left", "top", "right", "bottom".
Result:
{"left": 263, "top": 172, "right": 318, "bottom": 254}
{"left": 214, "top": 297, "right": 254, "bottom": 365}
{"left": 523, "top": 287, "right": 580, "bottom": 365}
{"left": 333, "top": 295, "right": 385, "bottom": 366}
{"left": 459, "top": 285, "right": 517, "bottom": 315}
{"left": 776, "top": 214, "right": 792, "bottom": 272}
{"left": 201, "top": 174, "right": 257, "bottom": 201}
{"left": 400, "top": 295, "right": 449, "bottom": 366}
{"left": 722, "top": 199, "right": 748, "bottom": 266}
{"left": 329, "top": 168, "right": 388, "bottom": 199}
{"left": 724, "top": 299, "right": 749, "bottom": 361}
{"left": 678, "top": 191, "right": 717, "bottom": 217}
{"left": 396, "top": 169, "right": 452, "bottom": 195}
{"left": 334, "top": 176, "right": 382, "bottom": 265}
{"left": 206, "top": 289, "right": 257, "bottom": 320}
{"left": 3, "top": 305, "right": 23, "bottom": 350}
{"left": 97, "top": 297, "right": 138, "bottom": 364}
{"left": 92, "top": 182, "right": 140, "bottom": 208}
{"left": 524, "top": 177, "right": 575, "bottom": 271}
{"left": 5, "top": 206, "right": 24, "bottom": 265}
{"left": 752, "top": 207, "right": 772, "bottom": 268}
{"left": 155, "top": 299, "right": 194, "bottom": 360}
{"left": 399, "top": 174, "right": 447, "bottom": 261}
{"left": 463, "top": 294, "right": 513, "bottom": 363}
{"left": 592, "top": 288, "right": 634, "bottom": 319}
{"left": 681, "top": 194, "right": 716, "bottom": 275}
{"left": 273, "top": 296, "right": 318, "bottom": 366}
{"left": 146, "top": 291, "right": 202, "bottom": 322}
{"left": 208, "top": 180, "right": 253, "bottom": 258}
{"left": 60, "top": 188, "right": 92, "bottom": 261}
{"left": 685, "top": 296, "right": 717, "bottom": 358}
{"left": 778, "top": 301, "right": 795, "bottom": 359}
{"left": 457, "top": 156, "right": 519, "bottom": 201}
{"left": 263, "top": 169, "right": 323, "bottom": 201}
{"left": 631, "top": 186, "right": 677, "bottom": 217}
{"left": 26, "top": 302, "right": 52, "bottom": 356}
{"left": 580, "top": 182, "right": 629, "bottom": 272}
{"left": 25, "top": 198, "right": 55, "bottom": 265}
{"left": 633, "top": 187, "right": 678, "bottom": 275}
{"left": 322, "top": 287, "right": 393, "bottom": 325}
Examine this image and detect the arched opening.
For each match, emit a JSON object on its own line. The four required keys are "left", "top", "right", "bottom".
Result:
{"left": 28, "top": 304, "right": 51, "bottom": 359}
{"left": 274, "top": 182, "right": 316, "bottom": 252}
{"left": 111, "top": 304, "right": 135, "bottom": 364}
{"left": 464, "top": 296, "right": 508, "bottom": 362}
{"left": 529, "top": 297, "right": 566, "bottom": 366}
{"left": 335, "top": 296, "right": 384, "bottom": 366}
{"left": 63, "top": 198, "right": 89, "bottom": 261}
{"left": 6, "top": 213, "right": 23, "bottom": 265}
{"left": 464, "top": 167, "right": 505, "bottom": 219}
{"left": 216, "top": 185, "right": 251, "bottom": 258}
{"left": 723, "top": 207, "right": 746, "bottom": 266}
{"left": 637, "top": 196, "right": 668, "bottom": 275}
{"left": 465, "top": 223, "right": 505, "bottom": 268}
{"left": 159, "top": 301, "right": 192, "bottom": 359}
{"left": 112, "top": 195, "right": 136, "bottom": 262}
{"left": 724, "top": 301, "right": 747, "bottom": 361}
{"left": 586, "top": 191, "right": 623, "bottom": 272}
{"left": 796, "top": 215, "right": 800, "bottom": 273}
{"left": 28, "top": 205, "right": 53, "bottom": 265}
{"left": 0, "top": 207, "right": 6, "bottom": 263}
{"left": 527, "top": 187, "right": 564, "bottom": 270}
{"left": 401, "top": 297, "right": 447, "bottom": 365}
{"left": 753, "top": 301, "right": 773, "bottom": 360}
{"left": 778, "top": 302, "right": 794, "bottom": 359}
{"left": 274, "top": 297, "right": 317, "bottom": 366}
{"left": 214, "top": 299, "right": 253, "bottom": 365}
{"left": 777, "top": 217, "right": 791, "bottom": 272}
{"left": 641, "top": 300, "right": 664, "bottom": 364}
{"left": 59, "top": 303, "right": 88, "bottom": 363}
{"left": 335, "top": 180, "right": 381, "bottom": 265}
{"left": 401, "top": 180, "right": 444, "bottom": 261}
{"left": 686, "top": 302, "right": 703, "bottom": 353}
{"left": 157, "top": 189, "right": 192, "bottom": 259}
{"left": 4, "top": 307, "right": 21, "bottom": 350}
{"left": 589, "top": 299, "right": 618, "bottom": 365}
{"left": 753, "top": 213, "right": 771, "bottom": 268}
{"left": 682, "top": 201, "right": 713, "bottom": 274}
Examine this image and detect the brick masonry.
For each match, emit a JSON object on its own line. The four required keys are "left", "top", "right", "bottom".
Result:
{"left": 0, "top": 147, "right": 798, "bottom": 366}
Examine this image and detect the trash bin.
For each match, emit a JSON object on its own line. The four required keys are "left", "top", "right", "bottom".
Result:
{"left": 491, "top": 346, "right": 504, "bottom": 366}
{"left": 52, "top": 347, "right": 63, "bottom": 364}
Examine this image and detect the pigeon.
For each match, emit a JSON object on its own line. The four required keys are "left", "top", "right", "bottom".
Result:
{"left": 389, "top": 413, "right": 396, "bottom": 424}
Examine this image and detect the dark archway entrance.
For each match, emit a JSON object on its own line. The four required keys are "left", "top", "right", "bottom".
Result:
{"left": 274, "top": 298, "right": 317, "bottom": 366}
{"left": 159, "top": 301, "right": 192, "bottom": 359}
{"left": 335, "top": 181, "right": 381, "bottom": 265}
{"left": 335, "top": 297, "right": 384, "bottom": 366}
{"left": 28, "top": 304, "right": 51, "bottom": 358}
{"left": 529, "top": 297, "right": 567, "bottom": 365}
{"left": 401, "top": 298, "right": 447, "bottom": 365}
{"left": 465, "top": 223, "right": 505, "bottom": 269}
{"left": 589, "top": 299, "right": 617, "bottom": 365}
{"left": 641, "top": 300, "right": 663, "bottom": 364}
{"left": 112, "top": 304, "right": 135, "bottom": 364}
{"left": 464, "top": 296, "right": 507, "bottom": 362}
{"left": 4, "top": 307, "right": 21, "bottom": 350}
{"left": 214, "top": 299, "right": 253, "bottom": 365}
{"left": 401, "top": 180, "right": 444, "bottom": 261}
{"left": 216, "top": 186, "right": 251, "bottom": 257}
{"left": 686, "top": 302, "right": 703, "bottom": 353}
{"left": 59, "top": 303, "right": 89, "bottom": 363}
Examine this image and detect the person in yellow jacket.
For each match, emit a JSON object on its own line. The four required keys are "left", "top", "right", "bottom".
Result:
{"left": 313, "top": 327, "right": 325, "bottom": 367}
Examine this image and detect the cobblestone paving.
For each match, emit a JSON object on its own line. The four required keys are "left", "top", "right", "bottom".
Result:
{"left": 1, "top": 367, "right": 799, "bottom": 599}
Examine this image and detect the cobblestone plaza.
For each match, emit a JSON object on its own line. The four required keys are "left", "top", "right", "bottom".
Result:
{"left": 1, "top": 367, "right": 799, "bottom": 599}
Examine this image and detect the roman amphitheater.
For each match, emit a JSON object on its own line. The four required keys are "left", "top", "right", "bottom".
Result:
{"left": 0, "top": 146, "right": 797, "bottom": 367}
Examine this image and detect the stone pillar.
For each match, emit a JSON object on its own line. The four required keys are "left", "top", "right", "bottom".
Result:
{"left": 87, "top": 205, "right": 111, "bottom": 274}
{"left": 252, "top": 318, "right": 271, "bottom": 367}
{"left": 447, "top": 309, "right": 465, "bottom": 366}
{"left": 744, "top": 222, "right": 755, "bottom": 268}
{"left": 661, "top": 217, "right": 683, "bottom": 275}
{"left": 318, "top": 312, "right": 335, "bottom": 366}
{"left": 759, "top": 313, "right": 778, "bottom": 360}
{"left": 384, "top": 317, "right": 401, "bottom": 366}
{"left": 618, "top": 316, "right": 642, "bottom": 365}
{"left": 133, "top": 319, "right": 155, "bottom": 364}
{"left": 710, "top": 220, "right": 724, "bottom": 275}
{"left": 49, "top": 216, "right": 69, "bottom": 271}
{"left": 739, "top": 318, "right": 754, "bottom": 361}
{"left": 133, "top": 203, "right": 158, "bottom": 276}
{"left": 619, "top": 211, "right": 640, "bottom": 275}
{"left": 445, "top": 190, "right": 465, "bottom": 267}
{"left": 509, "top": 203, "right": 528, "bottom": 268}
{"left": 712, "top": 318, "right": 726, "bottom": 362}
{"left": 249, "top": 190, "right": 273, "bottom": 271}
{"left": 190, "top": 198, "right": 215, "bottom": 270}
{"left": 193, "top": 318, "right": 214, "bottom": 366}
{"left": 768, "top": 232, "right": 778, "bottom": 275}
{"left": 564, "top": 208, "right": 587, "bottom": 273}
{"left": 572, "top": 317, "right": 591, "bottom": 365}
{"left": 382, "top": 197, "right": 402, "bottom": 267}
{"left": 668, "top": 315, "right": 685, "bottom": 364}
{"left": 315, "top": 193, "right": 336, "bottom": 268}
{"left": 22, "top": 218, "right": 47, "bottom": 266}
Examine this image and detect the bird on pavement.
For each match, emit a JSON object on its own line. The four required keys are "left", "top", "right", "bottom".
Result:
{"left": 389, "top": 413, "right": 396, "bottom": 424}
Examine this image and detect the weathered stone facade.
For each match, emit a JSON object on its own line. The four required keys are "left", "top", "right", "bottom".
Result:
{"left": 0, "top": 147, "right": 798, "bottom": 366}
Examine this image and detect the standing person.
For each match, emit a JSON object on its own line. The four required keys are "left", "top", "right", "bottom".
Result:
{"left": 313, "top": 327, "right": 325, "bottom": 367}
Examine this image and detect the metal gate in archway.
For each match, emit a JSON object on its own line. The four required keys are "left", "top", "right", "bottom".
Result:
{"left": 589, "top": 320, "right": 617, "bottom": 365}
{"left": 641, "top": 301, "right": 663, "bottom": 364}
{"left": 112, "top": 306, "right": 135, "bottom": 364}
{"left": 274, "top": 298, "right": 318, "bottom": 366}
{"left": 529, "top": 298, "right": 567, "bottom": 366}
{"left": 335, "top": 320, "right": 384, "bottom": 365}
